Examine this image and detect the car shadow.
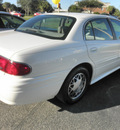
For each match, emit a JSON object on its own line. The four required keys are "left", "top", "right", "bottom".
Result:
{"left": 49, "top": 70, "right": 120, "bottom": 113}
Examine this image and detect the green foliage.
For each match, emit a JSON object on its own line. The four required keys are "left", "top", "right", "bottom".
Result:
{"left": 101, "top": 13, "right": 109, "bottom": 15}
{"left": 68, "top": 5, "right": 83, "bottom": 12}
{"left": 10, "top": 4, "right": 17, "bottom": 11}
{"left": 24, "top": 15, "right": 33, "bottom": 20}
{"left": 2, "top": 2, "right": 17, "bottom": 12}
{"left": 94, "top": 12, "right": 100, "bottom": 14}
{"left": 114, "top": 9, "right": 120, "bottom": 17}
{"left": 107, "top": 6, "right": 116, "bottom": 15}
{"left": 0, "top": 0, "right": 3, "bottom": 4}
{"left": 78, "top": 0, "right": 103, "bottom": 8}
{"left": 107, "top": 6, "right": 120, "bottom": 17}
{"left": 17, "top": 0, "right": 53, "bottom": 15}
{"left": 0, "top": 3, "right": 4, "bottom": 11}
{"left": 68, "top": 0, "right": 103, "bottom": 13}
{"left": 17, "top": 0, "right": 32, "bottom": 15}
{"left": 38, "top": 1, "right": 53, "bottom": 12}
{"left": 2, "top": 2, "right": 11, "bottom": 12}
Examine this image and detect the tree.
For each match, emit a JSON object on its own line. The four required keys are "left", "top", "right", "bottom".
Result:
{"left": 10, "top": 4, "right": 17, "bottom": 11}
{"left": 114, "top": 9, "right": 120, "bottom": 17}
{"left": 0, "top": 4, "right": 4, "bottom": 11}
{"left": 94, "top": 12, "right": 100, "bottom": 14}
{"left": 17, "top": 0, "right": 53, "bottom": 15}
{"left": 18, "top": 0, "right": 40, "bottom": 15}
{"left": 29, "top": 0, "right": 39, "bottom": 13}
{"left": 17, "top": 7, "right": 25, "bottom": 13}
{"left": 107, "top": 6, "right": 120, "bottom": 17}
{"left": 38, "top": 0, "right": 53, "bottom": 12}
{"left": 107, "top": 6, "right": 115, "bottom": 15}
{"left": 0, "top": 0, "right": 3, "bottom": 4}
{"left": 2, "top": 2, "right": 11, "bottom": 12}
{"left": 107, "top": 6, "right": 116, "bottom": 15}
{"left": 17, "top": 0, "right": 33, "bottom": 15}
{"left": 0, "top": 0, "right": 3, "bottom": 11}
{"left": 78, "top": 0, "right": 103, "bottom": 8}
{"left": 68, "top": 5, "right": 78, "bottom": 12}
{"left": 78, "top": 0, "right": 103, "bottom": 13}
{"left": 101, "top": 13, "right": 109, "bottom": 15}
{"left": 68, "top": 5, "right": 83, "bottom": 12}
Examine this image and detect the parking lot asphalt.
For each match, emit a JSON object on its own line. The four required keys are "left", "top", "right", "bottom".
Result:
{"left": 0, "top": 70, "right": 120, "bottom": 130}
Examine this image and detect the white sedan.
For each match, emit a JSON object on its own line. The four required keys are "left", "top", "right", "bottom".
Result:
{"left": 0, "top": 13, "right": 120, "bottom": 105}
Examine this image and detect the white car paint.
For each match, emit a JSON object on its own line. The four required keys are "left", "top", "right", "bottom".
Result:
{"left": 0, "top": 13, "right": 119, "bottom": 105}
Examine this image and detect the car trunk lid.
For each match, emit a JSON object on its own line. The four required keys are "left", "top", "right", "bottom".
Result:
{"left": 0, "top": 31, "right": 53, "bottom": 59}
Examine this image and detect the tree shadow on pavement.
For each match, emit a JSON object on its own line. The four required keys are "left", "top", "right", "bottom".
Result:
{"left": 49, "top": 70, "right": 120, "bottom": 113}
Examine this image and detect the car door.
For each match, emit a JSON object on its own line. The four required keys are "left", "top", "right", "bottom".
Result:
{"left": 84, "top": 18, "right": 119, "bottom": 78}
{"left": 109, "top": 19, "right": 120, "bottom": 61}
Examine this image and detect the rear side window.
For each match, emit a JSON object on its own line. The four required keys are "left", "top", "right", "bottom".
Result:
{"left": 85, "top": 18, "right": 113, "bottom": 40}
{"left": 85, "top": 22, "right": 94, "bottom": 40}
{"left": 110, "top": 19, "right": 120, "bottom": 40}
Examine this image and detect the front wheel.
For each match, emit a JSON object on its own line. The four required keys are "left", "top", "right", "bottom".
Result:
{"left": 58, "top": 67, "right": 90, "bottom": 104}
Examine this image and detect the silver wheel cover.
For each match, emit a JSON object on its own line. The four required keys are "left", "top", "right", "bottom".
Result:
{"left": 68, "top": 73, "right": 86, "bottom": 100}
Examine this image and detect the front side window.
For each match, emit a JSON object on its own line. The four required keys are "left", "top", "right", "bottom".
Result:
{"left": 85, "top": 18, "right": 113, "bottom": 40}
{"left": 110, "top": 19, "right": 120, "bottom": 40}
{"left": 16, "top": 15, "right": 76, "bottom": 40}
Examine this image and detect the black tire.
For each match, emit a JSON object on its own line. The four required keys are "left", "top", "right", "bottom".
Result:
{"left": 57, "top": 67, "right": 90, "bottom": 104}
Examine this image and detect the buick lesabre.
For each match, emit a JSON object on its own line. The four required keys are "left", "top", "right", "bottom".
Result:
{"left": 0, "top": 13, "right": 120, "bottom": 105}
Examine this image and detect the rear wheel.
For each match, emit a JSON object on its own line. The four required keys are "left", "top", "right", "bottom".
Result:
{"left": 58, "top": 67, "right": 90, "bottom": 104}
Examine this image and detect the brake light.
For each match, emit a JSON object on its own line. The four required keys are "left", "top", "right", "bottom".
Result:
{"left": 0, "top": 56, "right": 31, "bottom": 76}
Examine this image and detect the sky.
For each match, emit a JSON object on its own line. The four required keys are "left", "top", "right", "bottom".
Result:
{"left": 3, "top": 0, "right": 120, "bottom": 10}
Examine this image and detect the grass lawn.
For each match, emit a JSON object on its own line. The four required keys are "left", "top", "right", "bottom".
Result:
{"left": 23, "top": 15, "right": 34, "bottom": 20}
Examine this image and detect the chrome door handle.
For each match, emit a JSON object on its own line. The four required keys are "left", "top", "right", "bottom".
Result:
{"left": 90, "top": 47, "right": 97, "bottom": 52}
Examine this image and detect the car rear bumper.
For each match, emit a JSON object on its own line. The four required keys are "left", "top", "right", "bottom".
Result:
{"left": 0, "top": 70, "right": 68, "bottom": 105}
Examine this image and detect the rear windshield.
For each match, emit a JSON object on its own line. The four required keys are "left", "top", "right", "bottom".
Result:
{"left": 16, "top": 15, "right": 76, "bottom": 40}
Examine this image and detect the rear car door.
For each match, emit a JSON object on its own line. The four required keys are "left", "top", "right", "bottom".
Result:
{"left": 84, "top": 18, "right": 119, "bottom": 78}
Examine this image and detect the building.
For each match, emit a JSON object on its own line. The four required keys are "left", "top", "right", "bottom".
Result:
{"left": 74, "top": 0, "right": 110, "bottom": 14}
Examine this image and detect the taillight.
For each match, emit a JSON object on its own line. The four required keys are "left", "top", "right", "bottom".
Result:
{"left": 0, "top": 56, "right": 31, "bottom": 76}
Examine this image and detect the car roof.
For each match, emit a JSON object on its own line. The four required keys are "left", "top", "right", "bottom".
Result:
{"left": 45, "top": 13, "right": 119, "bottom": 21}
{"left": 0, "top": 11, "right": 25, "bottom": 21}
{"left": 0, "top": 11, "right": 10, "bottom": 15}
